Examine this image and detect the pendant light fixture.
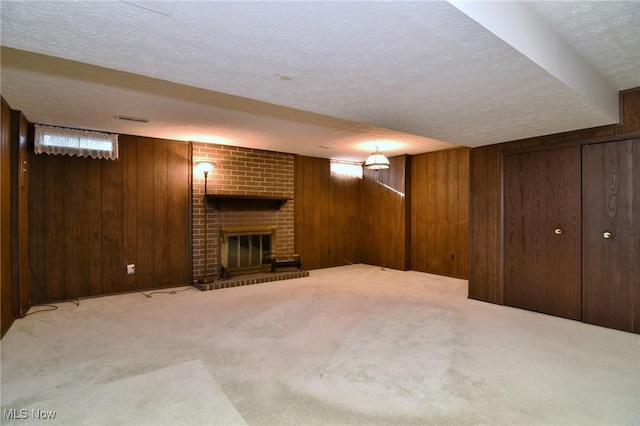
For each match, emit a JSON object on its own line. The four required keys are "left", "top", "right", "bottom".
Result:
{"left": 363, "top": 147, "right": 390, "bottom": 170}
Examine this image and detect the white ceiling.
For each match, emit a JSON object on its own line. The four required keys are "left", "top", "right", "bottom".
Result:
{"left": 1, "top": 1, "right": 639, "bottom": 162}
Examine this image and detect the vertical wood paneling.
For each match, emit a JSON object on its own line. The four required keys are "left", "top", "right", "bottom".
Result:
{"left": 294, "top": 156, "right": 362, "bottom": 269}
{"left": 361, "top": 156, "right": 407, "bottom": 270}
{"left": 447, "top": 150, "right": 461, "bottom": 275}
{"left": 167, "top": 142, "right": 191, "bottom": 286}
{"left": 329, "top": 169, "right": 343, "bottom": 262}
{"left": 314, "top": 160, "right": 330, "bottom": 267}
{"left": 1, "top": 99, "right": 13, "bottom": 336}
{"left": 635, "top": 139, "right": 640, "bottom": 333}
{"left": 469, "top": 145, "right": 507, "bottom": 303}
{"left": 486, "top": 145, "right": 502, "bottom": 300}
{"left": 153, "top": 140, "right": 169, "bottom": 285}
{"left": 619, "top": 89, "right": 640, "bottom": 133}
{"left": 44, "top": 153, "right": 66, "bottom": 300}
{"left": 135, "top": 137, "right": 155, "bottom": 290}
{"left": 469, "top": 147, "right": 489, "bottom": 300}
{"left": 404, "top": 156, "right": 412, "bottom": 270}
{"left": 102, "top": 152, "right": 124, "bottom": 294}
{"left": 329, "top": 166, "right": 362, "bottom": 266}
{"left": 411, "top": 148, "right": 469, "bottom": 278}
{"left": 412, "top": 154, "right": 427, "bottom": 273}
{"left": 425, "top": 154, "right": 437, "bottom": 268}
{"left": 297, "top": 152, "right": 469, "bottom": 275}
{"left": 86, "top": 161, "right": 103, "bottom": 295}
{"left": 122, "top": 137, "right": 138, "bottom": 291}
{"left": 456, "top": 150, "right": 470, "bottom": 277}
{"left": 328, "top": 168, "right": 341, "bottom": 265}
{"left": 360, "top": 164, "right": 377, "bottom": 266}
{"left": 434, "top": 152, "right": 447, "bottom": 272}
{"left": 302, "top": 156, "right": 324, "bottom": 269}
{"left": 64, "top": 157, "right": 90, "bottom": 297}
{"left": 29, "top": 134, "right": 191, "bottom": 303}
{"left": 391, "top": 156, "right": 408, "bottom": 269}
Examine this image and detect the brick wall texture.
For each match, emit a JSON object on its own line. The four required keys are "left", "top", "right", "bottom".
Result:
{"left": 192, "top": 143, "right": 295, "bottom": 280}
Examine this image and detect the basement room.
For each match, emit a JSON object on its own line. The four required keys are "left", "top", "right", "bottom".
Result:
{"left": 1, "top": 1, "right": 639, "bottom": 425}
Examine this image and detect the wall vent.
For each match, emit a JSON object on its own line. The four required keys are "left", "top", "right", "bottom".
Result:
{"left": 115, "top": 115, "right": 149, "bottom": 123}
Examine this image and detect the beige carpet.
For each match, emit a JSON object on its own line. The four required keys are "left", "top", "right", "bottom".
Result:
{"left": 1, "top": 264, "right": 638, "bottom": 425}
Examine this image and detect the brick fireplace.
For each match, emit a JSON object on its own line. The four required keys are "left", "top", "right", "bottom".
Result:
{"left": 191, "top": 143, "right": 295, "bottom": 282}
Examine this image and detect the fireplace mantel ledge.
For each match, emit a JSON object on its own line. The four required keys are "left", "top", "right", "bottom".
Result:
{"left": 205, "top": 194, "right": 292, "bottom": 211}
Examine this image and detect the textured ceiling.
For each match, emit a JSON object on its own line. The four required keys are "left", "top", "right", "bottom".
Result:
{"left": 1, "top": 1, "right": 639, "bottom": 161}
{"left": 529, "top": 1, "right": 640, "bottom": 90}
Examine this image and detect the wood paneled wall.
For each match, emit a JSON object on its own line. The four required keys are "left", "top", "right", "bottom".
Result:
{"left": 361, "top": 155, "right": 410, "bottom": 270}
{"left": 11, "top": 111, "right": 30, "bottom": 316}
{"left": 411, "top": 148, "right": 469, "bottom": 278}
{"left": 1, "top": 99, "right": 13, "bottom": 337}
{"left": 29, "top": 135, "right": 191, "bottom": 304}
{"left": 295, "top": 153, "right": 470, "bottom": 277}
{"left": 294, "top": 156, "right": 362, "bottom": 269}
{"left": 469, "top": 88, "right": 640, "bottom": 304}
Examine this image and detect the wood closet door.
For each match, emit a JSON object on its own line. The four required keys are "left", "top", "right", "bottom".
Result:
{"left": 582, "top": 139, "right": 640, "bottom": 333}
{"left": 503, "top": 146, "right": 582, "bottom": 320}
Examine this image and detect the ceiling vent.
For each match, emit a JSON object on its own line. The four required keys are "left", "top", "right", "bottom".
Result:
{"left": 115, "top": 115, "right": 150, "bottom": 123}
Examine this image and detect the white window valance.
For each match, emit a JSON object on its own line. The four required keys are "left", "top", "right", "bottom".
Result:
{"left": 34, "top": 124, "right": 119, "bottom": 160}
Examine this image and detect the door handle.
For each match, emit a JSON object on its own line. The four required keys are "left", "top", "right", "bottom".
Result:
{"left": 554, "top": 228, "right": 562, "bottom": 235}
{"left": 603, "top": 231, "right": 612, "bottom": 239}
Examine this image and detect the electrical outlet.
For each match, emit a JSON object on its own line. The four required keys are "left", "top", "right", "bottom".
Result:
{"left": 126, "top": 264, "right": 135, "bottom": 275}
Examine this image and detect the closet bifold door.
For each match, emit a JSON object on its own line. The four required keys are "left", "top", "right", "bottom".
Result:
{"left": 582, "top": 139, "right": 639, "bottom": 333}
{"left": 503, "top": 146, "right": 582, "bottom": 320}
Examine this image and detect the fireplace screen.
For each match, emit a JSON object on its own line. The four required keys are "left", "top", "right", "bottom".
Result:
{"left": 221, "top": 226, "right": 275, "bottom": 277}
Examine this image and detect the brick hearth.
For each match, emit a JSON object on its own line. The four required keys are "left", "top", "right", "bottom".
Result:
{"left": 194, "top": 270, "right": 309, "bottom": 291}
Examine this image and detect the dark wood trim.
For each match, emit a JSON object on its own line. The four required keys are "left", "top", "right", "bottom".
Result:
{"left": 10, "top": 110, "right": 30, "bottom": 317}
{"left": 1, "top": 98, "right": 14, "bottom": 337}
{"left": 501, "top": 130, "right": 640, "bottom": 156}
{"left": 206, "top": 194, "right": 292, "bottom": 211}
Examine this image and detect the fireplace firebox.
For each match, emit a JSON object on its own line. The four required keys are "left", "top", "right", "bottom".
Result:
{"left": 221, "top": 226, "right": 276, "bottom": 278}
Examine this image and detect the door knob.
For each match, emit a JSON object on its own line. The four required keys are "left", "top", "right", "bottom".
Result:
{"left": 603, "top": 231, "right": 612, "bottom": 239}
{"left": 554, "top": 228, "right": 562, "bottom": 235}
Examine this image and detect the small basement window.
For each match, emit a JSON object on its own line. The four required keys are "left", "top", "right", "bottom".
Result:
{"left": 330, "top": 159, "right": 363, "bottom": 179}
{"left": 34, "top": 124, "right": 119, "bottom": 160}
